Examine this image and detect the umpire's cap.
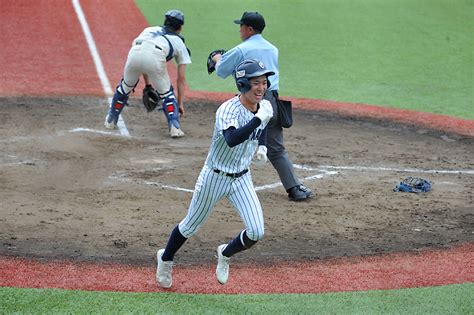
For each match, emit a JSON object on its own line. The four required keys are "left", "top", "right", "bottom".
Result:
{"left": 164, "top": 9, "right": 184, "bottom": 29}
{"left": 234, "top": 12, "right": 265, "bottom": 32}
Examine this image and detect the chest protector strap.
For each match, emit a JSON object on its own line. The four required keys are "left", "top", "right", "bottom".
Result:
{"left": 157, "top": 26, "right": 186, "bottom": 61}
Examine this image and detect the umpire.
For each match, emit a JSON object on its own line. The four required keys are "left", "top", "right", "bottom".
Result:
{"left": 209, "top": 11, "right": 313, "bottom": 201}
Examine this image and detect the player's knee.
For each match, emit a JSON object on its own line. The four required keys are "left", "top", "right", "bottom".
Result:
{"left": 160, "top": 88, "right": 176, "bottom": 109}
{"left": 267, "top": 147, "right": 286, "bottom": 161}
{"left": 177, "top": 222, "right": 199, "bottom": 238}
{"left": 119, "top": 78, "right": 138, "bottom": 95}
{"left": 116, "top": 88, "right": 129, "bottom": 101}
{"left": 245, "top": 228, "right": 264, "bottom": 245}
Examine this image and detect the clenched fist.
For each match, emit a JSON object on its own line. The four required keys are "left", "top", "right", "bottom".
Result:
{"left": 255, "top": 100, "right": 273, "bottom": 125}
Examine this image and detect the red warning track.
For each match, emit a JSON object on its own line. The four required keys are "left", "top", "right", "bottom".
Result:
{"left": 1, "top": 243, "right": 472, "bottom": 293}
{"left": 0, "top": 0, "right": 473, "bottom": 294}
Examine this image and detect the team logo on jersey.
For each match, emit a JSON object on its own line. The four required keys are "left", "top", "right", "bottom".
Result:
{"left": 150, "top": 30, "right": 161, "bottom": 38}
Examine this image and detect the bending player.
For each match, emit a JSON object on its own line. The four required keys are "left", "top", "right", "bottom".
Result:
{"left": 104, "top": 9, "right": 191, "bottom": 138}
{"left": 156, "top": 59, "right": 274, "bottom": 288}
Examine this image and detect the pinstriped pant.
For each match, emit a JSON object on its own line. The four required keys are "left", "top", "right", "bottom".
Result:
{"left": 178, "top": 166, "right": 264, "bottom": 241}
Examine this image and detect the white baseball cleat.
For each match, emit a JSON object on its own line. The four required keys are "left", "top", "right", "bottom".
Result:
{"left": 216, "top": 244, "right": 230, "bottom": 285}
{"left": 170, "top": 126, "right": 185, "bottom": 138}
{"left": 104, "top": 116, "right": 116, "bottom": 129}
{"left": 156, "top": 249, "right": 173, "bottom": 288}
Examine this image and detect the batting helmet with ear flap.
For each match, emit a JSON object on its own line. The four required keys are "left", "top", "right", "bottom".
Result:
{"left": 234, "top": 59, "right": 275, "bottom": 93}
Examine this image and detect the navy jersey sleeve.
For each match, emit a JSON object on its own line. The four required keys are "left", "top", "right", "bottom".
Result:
{"left": 223, "top": 117, "right": 261, "bottom": 147}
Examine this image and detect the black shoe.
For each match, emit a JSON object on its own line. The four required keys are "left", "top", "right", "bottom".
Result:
{"left": 287, "top": 185, "right": 313, "bottom": 202}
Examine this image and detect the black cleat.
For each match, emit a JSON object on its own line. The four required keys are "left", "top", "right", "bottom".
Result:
{"left": 287, "top": 185, "right": 313, "bottom": 202}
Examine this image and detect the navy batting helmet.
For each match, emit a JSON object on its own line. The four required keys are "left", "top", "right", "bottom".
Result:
{"left": 234, "top": 59, "right": 275, "bottom": 93}
{"left": 164, "top": 9, "right": 184, "bottom": 29}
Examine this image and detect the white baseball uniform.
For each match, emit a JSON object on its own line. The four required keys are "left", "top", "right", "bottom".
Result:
{"left": 122, "top": 26, "right": 191, "bottom": 95}
{"left": 178, "top": 96, "right": 271, "bottom": 241}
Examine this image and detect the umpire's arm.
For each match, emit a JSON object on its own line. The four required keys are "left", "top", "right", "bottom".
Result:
{"left": 215, "top": 48, "right": 243, "bottom": 79}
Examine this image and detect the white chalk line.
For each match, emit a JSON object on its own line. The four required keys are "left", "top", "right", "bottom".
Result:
{"left": 0, "top": 128, "right": 130, "bottom": 143}
{"left": 316, "top": 164, "right": 474, "bottom": 175}
{"left": 69, "top": 127, "right": 132, "bottom": 137}
{"left": 254, "top": 170, "right": 338, "bottom": 191}
{"left": 107, "top": 163, "right": 474, "bottom": 193}
{"left": 72, "top": 0, "right": 129, "bottom": 137}
{"left": 108, "top": 170, "right": 337, "bottom": 193}
{"left": 107, "top": 172, "right": 194, "bottom": 193}
{"left": 144, "top": 181, "right": 195, "bottom": 193}
{"left": 71, "top": 0, "right": 111, "bottom": 95}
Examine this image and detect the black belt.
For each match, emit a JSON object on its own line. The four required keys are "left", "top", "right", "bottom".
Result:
{"left": 135, "top": 41, "right": 162, "bottom": 50}
{"left": 213, "top": 169, "right": 248, "bottom": 179}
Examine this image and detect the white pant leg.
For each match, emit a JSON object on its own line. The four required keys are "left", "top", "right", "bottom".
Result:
{"left": 122, "top": 42, "right": 169, "bottom": 94}
{"left": 143, "top": 51, "right": 170, "bottom": 94}
{"left": 139, "top": 42, "right": 169, "bottom": 94}
{"left": 227, "top": 173, "right": 264, "bottom": 241}
{"left": 179, "top": 167, "right": 231, "bottom": 237}
{"left": 121, "top": 45, "right": 144, "bottom": 94}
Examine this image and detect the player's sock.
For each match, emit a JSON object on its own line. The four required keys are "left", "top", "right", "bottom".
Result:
{"left": 222, "top": 230, "right": 257, "bottom": 257}
{"left": 162, "top": 225, "right": 187, "bottom": 261}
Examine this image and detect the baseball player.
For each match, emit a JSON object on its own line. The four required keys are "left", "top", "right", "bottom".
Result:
{"left": 104, "top": 9, "right": 191, "bottom": 138}
{"left": 208, "top": 12, "right": 313, "bottom": 201}
{"left": 156, "top": 59, "right": 274, "bottom": 288}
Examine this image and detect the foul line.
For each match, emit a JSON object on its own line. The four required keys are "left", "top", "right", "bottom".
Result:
{"left": 316, "top": 165, "right": 474, "bottom": 175}
{"left": 254, "top": 170, "right": 338, "bottom": 191}
{"left": 71, "top": 0, "right": 129, "bottom": 137}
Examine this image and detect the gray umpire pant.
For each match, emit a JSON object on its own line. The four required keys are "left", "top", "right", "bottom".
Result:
{"left": 264, "top": 90, "right": 301, "bottom": 191}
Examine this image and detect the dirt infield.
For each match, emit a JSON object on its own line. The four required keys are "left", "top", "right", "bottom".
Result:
{"left": 1, "top": 96, "right": 473, "bottom": 268}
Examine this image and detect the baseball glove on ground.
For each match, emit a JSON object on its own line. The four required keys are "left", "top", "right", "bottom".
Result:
{"left": 142, "top": 84, "right": 159, "bottom": 112}
{"left": 393, "top": 177, "right": 432, "bottom": 193}
{"left": 207, "top": 49, "right": 226, "bottom": 74}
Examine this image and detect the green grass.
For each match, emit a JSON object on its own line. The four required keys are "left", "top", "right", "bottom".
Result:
{"left": 135, "top": 0, "right": 473, "bottom": 119}
{"left": 1, "top": 283, "right": 472, "bottom": 314}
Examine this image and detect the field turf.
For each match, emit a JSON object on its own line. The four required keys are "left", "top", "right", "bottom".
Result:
{"left": 136, "top": 0, "right": 473, "bottom": 119}
{"left": 1, "top": 283, "right": 472, "bottom": 314}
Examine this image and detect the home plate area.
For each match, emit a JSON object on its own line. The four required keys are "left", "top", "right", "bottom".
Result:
{"left": 107, "top": 163, "right": 339, "bottom": 193}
